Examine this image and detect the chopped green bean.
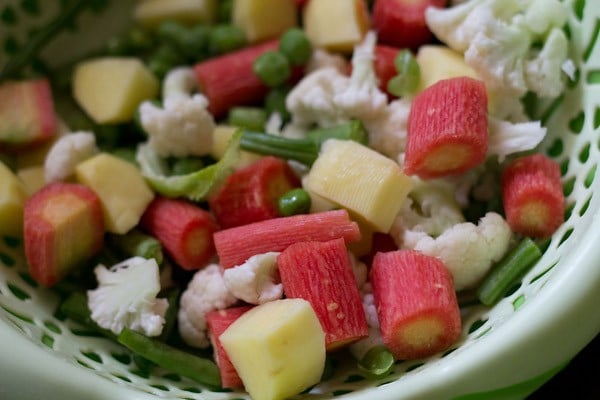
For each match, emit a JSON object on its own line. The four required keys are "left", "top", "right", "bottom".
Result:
{"left": 278, "top": 188, "right": 312, "bottom": 216}
{"left": 358, "top": 345, "right": 395, "bottom": 378}
{"left": 253, "top": 51, "right": 292, "bottom": 87}
{"left": 279, "top": 28, "right": 312, "bottom": 65}
{"left": 228, "top": 106, "right": 268, "bottom": 131}
{"left": 59, "top": 291, "right": 116, "bottom": 340}
{"left": 265, "top": 86, "right": 291, "bottom": 121}
{"left": 477, "top": 238, "right": 543, "bottom": 306}
{"left": 118, "top": 328, "right": 221, "bottom": 388}
{"left": 387, "top": 49, "right": 420, "bottom": 97}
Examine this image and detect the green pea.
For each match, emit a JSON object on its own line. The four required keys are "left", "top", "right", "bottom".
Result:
{"left": 358, "top": 345, "right": 395, "bottom": 378}
{"left": 228, "top": 106, "right": 268, "bottom": 131}
{"left": 158, "top": 21, "right": 210, "bottom": 59}
{"left": 208, "top": 24, "right": 246, "bottom": 55}
{"left": 387, "top": 49, "right": 420, "bottom": 97}
{"left": 278, "top": 188, "right": 312, "bottom": 216}
{"left": 147, "top": 44, "right": 185, "bottom": 78}
{"left": 253, "top": 51, "right": 291, "bottom": 88}
{"left": 279, "top": 28, "right": 312, "bottom": 65}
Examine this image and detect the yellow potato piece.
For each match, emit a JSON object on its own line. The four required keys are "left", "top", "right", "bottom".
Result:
{"left": 134, "top": 0, "right": 217, "bottom": 28}
{"left": 73, "top": 57, "right": 159, "bottom": 124}
{"left": 303, "top": 0, "right": 369, "bottom": 53}
{"left": 304, "top": 139, "right": 413, "bottom": 233}
{"left": 0, "top": 161, "right": 28, "bottom": 237}
{"left": 233, "top": 0, "right": 298, "bottom": 43}
{"left": 210, "top": 125, "right": 262, "bottom": 170}
{"left": 16, "top": 166, "right": 46, "bottom": 197}
{"left": 220, "top": 299, "right": 326, "bottom": 400}
{"left": 75, "top": 153, "right": 154, "bottom": 234}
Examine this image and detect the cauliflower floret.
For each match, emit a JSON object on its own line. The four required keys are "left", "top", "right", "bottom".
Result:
{"left": 425, "top": 0, "right": 570, "bottom": 102}
{"left": 349, "top": 251, "right": 368, "bottom": 289}
{"left": 139, "top": 67, "right": 215, "bottom": 158}
{"left": 286, "top": 31, "right": 387, "bottom": 128}
{"left": 178, "top": 264, "right": 237, "bottom": 348}
{"left": 222, "top": 252, "right": 283, "bottom": 305}
{"left": 363, "top": 98, "right": 412, "bottom": 162}
{"left": 487, "top": 117, "right": 546, "bottom": 162}
{"left": 44, "top": 131, "right": 98, "bottom": 183}
{"left": 399, "top": 212, "right": 512, "bottom": 291}
{"left": 305, "top": 48, "right": 350, "bottom": 75}
{"left": 88, "top": 257, "right": 168, "bottom": 337}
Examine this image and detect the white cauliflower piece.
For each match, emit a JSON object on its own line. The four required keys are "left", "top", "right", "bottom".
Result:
{"left": 178, "top": 264, "right": 237, "bottom": 348}
{"left": 425, "top": 0, "right": 570, "bottom": 101}
{"left": 222, "top": 252, "right": 283, "bottom": 305}
{"left": 363, "top": 98, "right": 412, "bottom": 161}
{"left": 400, "top": 212, "right": 512, "bottom": 291}
{"left": 139, "top": 67, "right": 215, "bottom": 158}
{"left": 487, "top": 117, "right": 547, "bottom": 162}
{"left": 88, "top": 257, "right": 168, "bottom": 337}
{"left": 349, "top": 252, "right": 368, "bottom": 289}
{"left": 286, "top": 31, "right": 388, "bottom": 128}
{"left": 44, "top": 131, "right": 98, "bottom": 183}
{"left": 305, "top": 48, "right": 350, "bottom": 74}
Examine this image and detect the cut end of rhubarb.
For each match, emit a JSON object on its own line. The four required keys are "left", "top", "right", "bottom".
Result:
{"left": 417, "top": 142, "right": 480, "bottom": 177}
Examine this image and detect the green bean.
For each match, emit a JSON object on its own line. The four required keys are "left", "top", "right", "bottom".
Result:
{"left": 265, "top": 86, "right": 291, "bottom": 121}
{"left": 118, "top": 328, "right": 221, "bottom": 388}
{"left": 58, "top": 292, "right": 116, "bottom": 340}
{"left": 278, "top": 188, "right": 312, "bottom": 216}
{"left": 477, "top": 238, "right": 543, "bottom": 306}
{"left": 279, "top": 28, "right": 312, "bottom": 66}
{"left": 253, "top": 51, "right": 292, "bottom": 88}
{"left": 358, "top": 345, "right": 395, "bottom": 378}
{"left": 158, "top": 287, "right": 181, "bottom": 342}
{"left": 228, "top": 106, "right": 268, "bottom": 131}
{"left": 107, "top": 229, "right": 164, "bottom": 265}
{"left": 387, "top": 49, "right": 420, "bottom": 97}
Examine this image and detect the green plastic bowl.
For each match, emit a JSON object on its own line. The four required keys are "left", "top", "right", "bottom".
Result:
{"left": 1, "top": 0, "right": 599, "bottom": 399}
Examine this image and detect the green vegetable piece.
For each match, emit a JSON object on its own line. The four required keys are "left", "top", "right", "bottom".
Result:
{"left": 127, "top": 27, "right": 154, "bottom": 53}
{"left": 1, "top": 0, "right": 89, "bottom": 80}
{"left": 278, "top": 188, "right": 312, "bottom": 216}
{"left": 240, "top": 119, "right": 369, "bottom": 166}
{"left": 108, "top": 229, "right": 164, "bottom": 265}
{"left": 110, "top": 147, "right": 138, "bottom": 165}
{"left": 387, "top": 49, "right": 420, "bottom": 97}
{"left": 118, "top": 328, "right": 221, "bottom": 388}
{"left": 279, "top": 28, "right": 312, "bottom": 66}
{"left": 170, "top": 156, "right": 205, "bottom": 175}
{"left": 59, "top": 291, "right": 116, "bottom": 340}
{"left": 265, "top": 86, "right": 291, "bottom": 121}
{"left": 147, "top": 43, "right": 186, "bottom": 79}
{"left": 228, "top": 106, "right": 268, "bottom": 131}
{"left": 253, "top": 51, "right": 292, "bottom": 87}
{"left": 158, "top": 21, "right": 210, "bottom": 59}
{"left": 217, "top": 0, "right": 234, "bottom": 22}
{"left": 358, "top": 345, "right": 395, "bottom": 378}
{"left": 158, "top": 286, "right": 181, "bottom": 342}
{"left": 477, "top": 237, "right": 543, "bottom": 306}
{"left": 208, "top": 24, "right": 246, "bottom": 55}
{"left": 136, "top": 129, "right": 242, "bottom": 201}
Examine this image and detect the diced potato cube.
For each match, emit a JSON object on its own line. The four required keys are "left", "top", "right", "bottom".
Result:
{"left": 220, "top": 299, "right": 326, "bottom": 400}
{"left": 17, "top": 166, "right": 46, "bottom": 197}
{"left": 73, "top": 57, "right": 159, "bottom": 124}
{"left": 303, "top": 0, "right": 370, "bottom": 53}
{"left": 416, "top": 45, "right": 481, "bottom": 91}
{"left": 134, "top": 0, "right": 217, "bottom": 28}
{"left": 233, "top": 0, "right": 298, "bottom": 43}
{"left": 304, "top": 139, "right": 413, "bottom": 233}
{"left": 210, "top": 125, "right": 262, "bottom": 170}
{"left": 75, "top": 153, "right": 154, "bottom": 234}
{"left": 0, "top": 161, "right": 28, "bottom": 237}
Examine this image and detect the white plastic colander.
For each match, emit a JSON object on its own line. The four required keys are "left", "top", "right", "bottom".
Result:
{"left": 1, "top": 0, "right": 599, "bottom": 399}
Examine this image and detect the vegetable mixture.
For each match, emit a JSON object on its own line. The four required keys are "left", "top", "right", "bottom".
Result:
{"left": 0, "top": 0, "right": 572, "bottom": 399}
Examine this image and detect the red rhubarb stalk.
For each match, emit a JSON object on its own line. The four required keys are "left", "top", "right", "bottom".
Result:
{"left": 213, "top": 209, "right": 361, "bottom": 268}
{"left": 501, "top": 153, "right": 565, "bottom": 238}
{"left": 278, "top": 237, "right": 368, "bottom": 350}
{"left": 24, "top": 182, "right": 105, "bottom": 287}
{"left": 194, "top": 40, "right": 279, "bottom": 118}
{"left": 370, "top": 249, "right": 461, "bottom": 360}
{"left": 140, "top": 196, "right": 219, "bottom": 270}
{"left": 404, "top": 76, "right": 489, "bottom": 179}
{"left": 208, "top": 156, "right": 301, "bottom": 229}
{"left": 206, "top": 305, "right": 254, "bottom": 388}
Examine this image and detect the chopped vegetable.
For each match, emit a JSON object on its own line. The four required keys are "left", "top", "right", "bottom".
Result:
{"left": 501, "top": 153, "right": 565, "bottom": 238}
{"left": 357, "top": 345, "right": 395, "bottom": 378}
{"left": 88, "top": 257, "right": 168, "bottom": 337}
{"left": 219, "top": 299, "right": 326, "bottom": 400}
{"left": 44, "top": 131, "right": 98, "bottom": 183}
{"left": 278, "top": 238, "right": 369, "bottom": 350}
{"left": 0, "top": 160, "right": 28, "bottom": 237}
{"left": 214, "top": 209, "right": 361, "bottom": 268}
{"left": 222, "top": 252, "right": 283, "bottom": 305}
{"left": 140, "top": 196, "right": 218, "bottom": 270}
{"left": 404, "top": 76, "right": 489, "bottom": 179}
{"left": 107, "top": 228, "right": 164, "bottom": 265}
{"left": 228, "top": 106, "right": 268, "bottom": 131}
{"left": 253, "top": 51, "right": 292, "bottom": 87}
{"left": 208, "top": 156, "right": 300, "bottom": 229}
{"left": 24, "top": 182, "right": 105, "bottom": 287}
{"left": 278, "top": 188, "right": 312, "bottom": 216}
{"left": 118, "top": 328, "right": 221, "bottom": 388}
{"left": 133, "top": 0, "right": 218, "bottom": 29}
{"left": 386, "top": 49, "right": 421, "bottom": 98}
{"left": 232, "top": 0, "right": 298, "bottom": 44}
{"left": 370, "top": 250, "right": 462, "bottom": 360}
{"left": 279, "top": 28, "right": 313, "bottom": 66}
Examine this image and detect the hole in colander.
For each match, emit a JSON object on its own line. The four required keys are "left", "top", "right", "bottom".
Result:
{"left": 162, "top": 372, "right": 182, "bottom": 382}
{"left": 344, "top": 374, "right": 366, "bottom": 383}
{"left": 443, "top": 347, "right": 458, "bottom": 357}
{"left": 504, "top": 282, "right": 521, "bottom": 298}
{"left": 578, "top": 142, "right": 591, "bottom": 162}
{"left": 583, "top": 18, "right": 600, "bottom": 62}
{"left": 332, "top": 389, "right": 354, "bottom": 396}
{"left": 587, "top": 70, "right": 600, "bottom": 84}
{"left": 81, "top": 350, "right": 103, "bottom": 364}
{"left": 44, "top": 320, "right": 61, "bottom": 334}
{"left": 112, "top": 374, "right": 132, "bottom": 383}
{"left": 530, "top": 261, "right": 558, "bottom": 284}
{"left": 76, "top": 360, "right": 93, "bottom": 370}
{"left": 0, "top": 251, "right": 15, "bottom": 267}
{"left": 569, "top": 112, "right": 585, "bottom": 134}
{"left": 579, "top": 195, "right": 592, "bottom": 216}
{"left": 7, "top": 282, "right": 30, "bottom": 300}
{"left": 573, "top": 0, "right": 585, "bottom": 20}
{"left": 0, "top": 5, "right": 17, "bottom": 25}
{"left": 563, "top": 176, "right": 576, "bottom": 196}
{"left": 564, "top": 202, "right": 575, "bottom": 221}
{"left": 405, "top": 362, "right": 425, "bottom": 372}
{"left": 567, "top": 67, "right": 581, "bottom": 89}
{"left": 130, "top": 368, "right": 151, "bottom": 379}
{"left": 18, "top": 272, "right": 38, "bottom": 288}
{"left": 468, "top": 318, "right": 488, "bottom": 334}
{"left": 111, "top": 352, "right": 131, "bottom": 365}
{"left": 150, "top": 384, "right": 170, "bottom": 391}
{"left": 594, "top": 107, "right": 600, "bottom": 129}
{"left": 181, "top": 387, "right": 202, "bottom": 394}
{"left": 559, "top": 228, "right": 574, "bottom": 246}
{"left": 2, "top": 236, "right": 20, "bottom": 248}
{"left": 546, "top": 138, "right": 563, "bottom": 158}
{"left": 560, "top": 159, "right": 569, "bottom": 176}
{"left": 541, "top": 95, "right": 564, "bottom": 125}
{"left": 512, "top": 294, "right": 526, "bottom": 311}
{"left": 41, "top": 333, "right": 54, "bottom": 349}
{"left": 585, "top": 165, "right": 596, "bottom": 188}
{"left": 1, "top": 305, "right": 33, "bottom": 323}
